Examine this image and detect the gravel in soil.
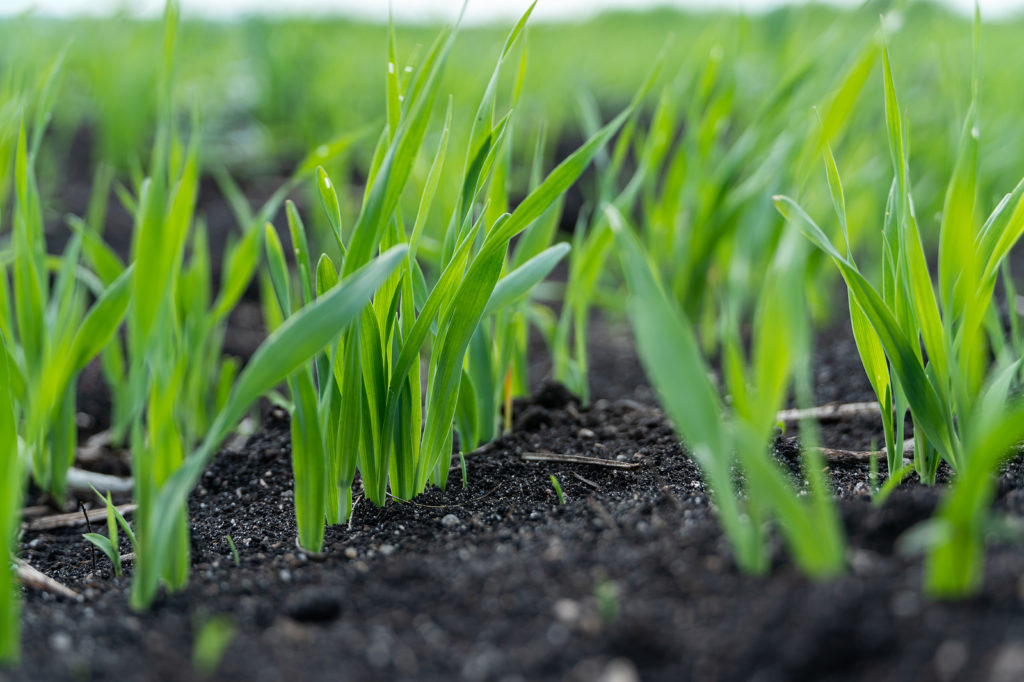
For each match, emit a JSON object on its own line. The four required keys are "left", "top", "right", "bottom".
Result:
{"left": 11, "top": 369, "right": 1024, "bottom": 682}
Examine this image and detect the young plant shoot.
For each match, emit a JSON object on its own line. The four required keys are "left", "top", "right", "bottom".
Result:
{"left": 775, "top": 36, "right": 1024, "bottom": 486}
{"left": 612, "top": 206, "right": 845, "bottom": 578}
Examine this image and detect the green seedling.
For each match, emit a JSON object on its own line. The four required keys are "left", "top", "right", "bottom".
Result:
{"left": 301, "top": 4, "right": 632, "bottom": 535}
{"left": 775, "top": 18, "right": 1024, "bottom": 596}
{"left": 612, "top": 205, "right": 844, "bottom": 578}
{"left": 226, "top": 535, "right": 239, "bottom": 567}
{"left": 775, "top": 23, "right": 1024, "bottom": 485}
{"left": 0, "top": 330, "right": 20, "bottom": 664}
{"left": 548, "top": 475, "right": 565, "bottom": 501}
{"left": 551, "top": 52, "right": 667, "bottom": 404}
{"left": 0, "top": 55, "right": 133, "bottom": 504}
{"left": 920, "top": 368, "right": 1024, "bottom": 597}
{"left": 129, "top": 244, "right": 406, "bottom": 608}
{"left": 8, "top": 0, "right": 1024, "bottom": 665}
{"left": 82, "top": 487, "right": 137, "bottom": 578}
{"left": 551, "top": 27, "right": 875, "bottom": 404}
{"left": 550, "top": 474, "right": 566, "bottom": 505}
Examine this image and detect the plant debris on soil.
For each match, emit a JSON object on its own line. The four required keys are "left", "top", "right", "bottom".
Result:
{"left": 8, "top": 317, "right": 1024, "bottom": 682}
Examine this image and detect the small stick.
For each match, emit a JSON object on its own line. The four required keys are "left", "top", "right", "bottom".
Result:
{"left": 348, "top": 495, "right": 361, "bottom": 532}
{"left": 572, "top": 472, "right": 600, "bottom": 490}
{"left": 613, "top": 398, "right": 654, "bottom": 413}
{"left": 465, "top": 441, "right": 494, "bottom": 457}
{"left": 66, "top": 468, "right": 133, "bottom": 496}
{"left": 80, "top": 502, "right": 97, "bottom": 574}
{"left": 814, "top": 447, "right": 884, "bottom": 465}
{"left": 776, "top": 401, "right": 881, "bottom": 423}
{"left": 24, "top": 503, "right": 137, "bottom": 532}
{"left": 75, "top": 430, "right": 114, "bottom": 464}
{"left": 521, "top": 452, "right": 641, "bottom": 470}
{"left": 810, "top": 438, "right": 915, "bottom": 465}
{"left": 14, "top": 559, "right": 81, "bottom": 600}
{"left": 20, "top": 505, "right": 52, "bottom": 520}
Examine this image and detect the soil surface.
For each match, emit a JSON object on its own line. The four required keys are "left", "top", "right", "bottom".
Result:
{"left": 9, "top": 314, "right": 1024, "bottom": 682}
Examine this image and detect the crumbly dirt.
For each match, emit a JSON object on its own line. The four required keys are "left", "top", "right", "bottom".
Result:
{"left": 9, "top": 316, "right": 1024, "bottom": 682}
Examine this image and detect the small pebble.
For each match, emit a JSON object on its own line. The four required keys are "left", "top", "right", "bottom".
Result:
{"left": 546, "top": 623, "right": 569, "bottom": 646}
{"left": 441, "top": 514, "right": 460, "bottom": 528}
{"left": 553, "top": 599, "right": 581, "bottom": 623}
{"left": 578, "top": 428, "right": 596, "bottom": 439}
{"left": 598, "top": 658, "right": 640, "bottom": 682}
{"left": 933, "top": 640, "right": 968, "bottom": 682}
{"left": 50, "top": 632, "right": 72, "bottom": 654}
{"left": 990, "top": 641, "right": 1024, "bottom": 682}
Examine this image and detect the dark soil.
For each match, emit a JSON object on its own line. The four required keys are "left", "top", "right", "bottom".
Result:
{"left": 9, "top": 313, "right": 1024, "bottom": 682}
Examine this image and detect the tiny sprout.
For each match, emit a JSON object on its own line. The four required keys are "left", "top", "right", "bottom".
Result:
{"left": 226, "top": 535, "right": 240, "bottom": 567}
{"left": 550, "top": 475, "right": 566, "bottom": 505}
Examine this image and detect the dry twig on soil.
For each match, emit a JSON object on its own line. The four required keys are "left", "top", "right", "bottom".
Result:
{"left": 23, "top": 503, "right": 137, "bottom": 532}
{"left": 14, "top": 559, "right": 80, "bottom": 600}
{"left": 521, "top": 452, "right": 641, "bottom": 470}
{"left": 66, "top": 468, "right": 133, "bottom": 496}
{"left": 775, "top": 402, "right": 882, "bottom": 423}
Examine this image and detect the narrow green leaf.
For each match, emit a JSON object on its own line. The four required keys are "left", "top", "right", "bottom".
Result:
{"left": 212, "top": 225, "right": 263, "bottom": 321}
{"left": 290, "top": 370, "right": 326, "bottom": 552}
{"left": 263, "top": 223, "right": 292, "bottom": 319}
{"left": 483, "top": 243, "right": 569, "bottom": 317}
{"left": 0, "top": 329, "right": 21, "bottom": 663}
{"left": 68, "top": 265, "right": 134, "bottom": 377}
{"left": 316, "top": 167, "right": 345, "bottom": 257}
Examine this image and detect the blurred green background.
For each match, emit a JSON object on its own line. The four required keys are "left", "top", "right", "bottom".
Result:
{"left": 3, "top": 1, "right": 1024, "bottom": 313}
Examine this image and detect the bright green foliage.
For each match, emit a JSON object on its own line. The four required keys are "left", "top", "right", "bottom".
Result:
{"left": 113, "top": 0, "right": 203, "bottom": 598}
{"left": 551, "top": 54, "right": 666, "bottom": 403}
{"left": 86, "top": 0, "right": 372, "bottom": 583}
{"left": 922, "top": 367, "right": 1024, "bottom": 598}
{"left": 260, "top": 202, "right": 335, "bottom": 551}
{"left": 130, "top": 244, "right": 407, "bottom": 607}
{"left": 3, "top": 0, "right": 1024, "bottom": 662}
{"left": 0, "top": 55, "right": 133, "bottom": 504}
{"left": 612, "top": 206, "right": 845, "bottom": 577}
{"left": 312, "top": 4, "right": 627, "bottom": 520}
{"left": 775, "top": 34, "right": 1024, "bottom": 486}
{"left": 552, "top": 28, "right": 877, "bottom": 403}
{"left": 550, "top": 474, "right": 565, "bottom": 505}
{"left": 0, "top": 330, "right": 20, "bottom": 664}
